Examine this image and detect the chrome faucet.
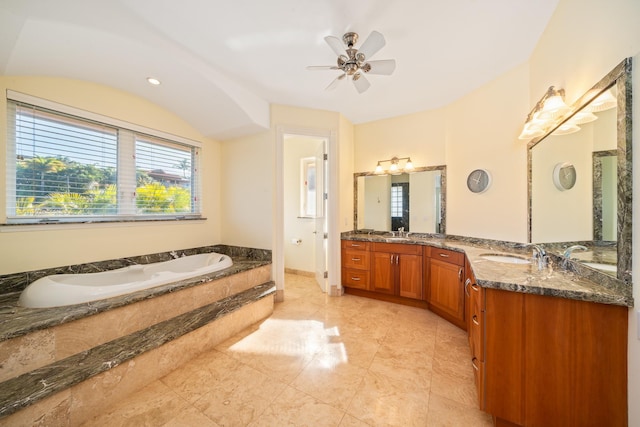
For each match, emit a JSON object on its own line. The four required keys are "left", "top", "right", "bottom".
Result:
{"left": 563, "top": 245, "right": 588, "bottom": 258}
{"left": 531, "top": 244, "right": 548, "bottom": 270}
{"left": 398, "top": 227, "right": 405, "bottom": 237}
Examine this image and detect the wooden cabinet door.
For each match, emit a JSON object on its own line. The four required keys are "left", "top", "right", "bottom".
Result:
{"left": 524, "top": 294, "right": 572, "bottom": 426}
{"left": 571, "top": 300, "right": 627, "bottom": 427}
{"left": 371, "top": 251, "right": 395, "bottom": 294}
{"left": 428, "top": 258, "right": 464, "bottom": 325}
{"left": 398, "top": 254, "right": 422, "bottom": 299}
{"left": 484, "top": 289, "right": 524, "bottom": 426}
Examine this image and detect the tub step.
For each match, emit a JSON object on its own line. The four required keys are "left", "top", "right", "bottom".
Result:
{"left": 0, "top": 281, "right": 275, "bottom": 419}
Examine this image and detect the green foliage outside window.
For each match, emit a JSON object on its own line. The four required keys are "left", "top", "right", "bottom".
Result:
{"left": 15, "top": 156, "right": 191, "bottom": 216}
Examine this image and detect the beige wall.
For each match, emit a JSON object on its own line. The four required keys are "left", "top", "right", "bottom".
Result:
{"left": 220, "top": 104, "right": 353, "bottom": 247}
{"left": 354, "top": 63, "right": 529, "bottom": 242}
{"left": 0, "top": 77, "right": 221, "bottom": 275}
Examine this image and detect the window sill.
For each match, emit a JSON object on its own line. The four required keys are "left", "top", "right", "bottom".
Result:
{"left": 0, "top": 217, "right": 207, "bottom": 233}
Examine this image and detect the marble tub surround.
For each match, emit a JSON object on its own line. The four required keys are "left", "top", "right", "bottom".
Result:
{"left": 341, "top": 231, "right": 633, "bottom": 307}
{"left": 0, "top": 244, "right": 271, "bottom": 295}
{"left": 0, "top": 281, "right": 276, "bottom": 421}
{"left": 0, "top": 245, "right": 271, "bottom": 342}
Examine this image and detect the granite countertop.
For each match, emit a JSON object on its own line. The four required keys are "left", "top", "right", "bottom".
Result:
{"left": 342, "top": 233, "right": 633, "bottom": 307}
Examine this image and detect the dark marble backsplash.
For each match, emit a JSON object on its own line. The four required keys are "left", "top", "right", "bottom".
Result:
{"left": 0, "top": 245, "right": 272, "bottom": 296}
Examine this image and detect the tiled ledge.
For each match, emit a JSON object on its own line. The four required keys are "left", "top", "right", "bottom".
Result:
{"left": 0, "top": 281, "right": 276, "bottom": 420}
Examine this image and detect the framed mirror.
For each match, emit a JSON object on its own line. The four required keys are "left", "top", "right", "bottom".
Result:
{"left": 528, "top": 58, "right": 632, "bottom": 284}
{"left": 354, "top": 165, "right": 446, "bottom": 234}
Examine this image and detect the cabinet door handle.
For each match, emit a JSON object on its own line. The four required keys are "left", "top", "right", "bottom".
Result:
{"left": 458, "top": 268, "right": 463, "bottom": 281}
{"left": 396, "top": 254, "right": 399, "bottom": 265}
{"left": 439, "top": 253, "right": 450, "bottom": 258}
{"left": 390, "top": 255, "right": 394, "bottom": 264}
{"left": 351, "top": 257, "right": 361, "bottom": 261}
{"left": 471, "top": 284, "right": 480, "bottom": 292}
{"left": 351, "top": 243, "right": 360, "bottom": 247}
{"left": 464, "top": 278, "right": 471, "bottom": 297}
{"left": 471, "top": 357, "right": 479, "bottom": 371}
{"left": 351, "top": 277, "right": 361, "bottom": 281}
{"left": 472, "top": 315, "right": 480, "bottom": 326}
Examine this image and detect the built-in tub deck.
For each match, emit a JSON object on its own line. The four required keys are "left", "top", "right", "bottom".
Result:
{"left": 0, "top": 251, "right": 270, "bottom": 342}
{"left": 0, "top": 245, "right": 274, "bottom": 423}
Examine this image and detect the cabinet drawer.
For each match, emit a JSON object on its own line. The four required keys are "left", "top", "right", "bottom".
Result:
{"left": 371, "top": 242, "right": 422, "bottom": 255}
{"left": 469, "top": 310, "right": 484, "bottom": 361}
{"left": 342, "top": 248, "right": 370, "bottom": 270}
{"left": 472, "top": 357, "right": 485, "bottom": 409}
{"left": 430, "top": 247, "right": 464, "bottom": 265}
{"left": 471, "top": 283, "right": 484, "bottom": 316}
{"left": 341, "top": 240, "right": 370, "bottom": 251}
{"left": 342, "top": 269, "right": 370, "bottom": 290}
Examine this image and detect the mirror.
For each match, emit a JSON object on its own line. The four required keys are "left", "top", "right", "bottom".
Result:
{"left": 354, "top": 166, "right": 446, "bottom": 234}
{"left": 528, "top": 58, "right": 632, "bottom": 284}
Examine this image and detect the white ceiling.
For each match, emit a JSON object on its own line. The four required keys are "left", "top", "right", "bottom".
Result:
{"left": 0, "top": 0, "right": 559, "bottom": 140}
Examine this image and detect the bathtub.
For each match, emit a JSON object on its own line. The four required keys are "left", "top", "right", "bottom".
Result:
{"left": 18, "top": 253, "right": 233, "bottom": 308}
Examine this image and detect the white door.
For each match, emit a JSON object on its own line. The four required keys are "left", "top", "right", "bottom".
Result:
{"left": 314, "top": 140, "right": 327, "bottom": 292}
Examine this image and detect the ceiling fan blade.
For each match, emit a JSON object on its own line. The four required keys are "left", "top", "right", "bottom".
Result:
{"left": 324, "top": 35, "right": 345, "bottom": 56}
{"left": 364, "top": 59, "right": 396, "bottom": 75}
{"left": 325, "top": 74, "right": 346, "bottom": 91}
{"left": 352, "top": 74, "right": 371, "bottom": 93}
{"left": 358, "top": 31, "right": 386, "bottom": 60}
{"left": 307, "top": 65, "right": 340, "bottom": 70}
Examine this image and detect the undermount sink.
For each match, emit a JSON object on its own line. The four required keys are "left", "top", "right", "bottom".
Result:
{"left": 385, "top": 237, "right": 410, "bottom": 242}
{"left": 480, "top": 253, "right": 531, "bottom": 264}
{"left": 583, "top": 262, "right": 617, "bottom": 273}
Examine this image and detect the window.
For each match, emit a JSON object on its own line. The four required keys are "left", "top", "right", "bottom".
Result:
{"left": 6, "top": 93, "right": 201, "bottom": 224}
{"left": 391, "top": 184, "right": 403, "bottom": 217}
{"left": 300, "top": 157, "right": 316, "bottom": 217}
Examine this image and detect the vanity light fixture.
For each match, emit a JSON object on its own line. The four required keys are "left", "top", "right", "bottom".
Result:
{"left": 374, "top": 156, "right": 414, "bottom": 175}
{"left": 518, "top": 86, "right": 570, "bottom": 140}
{"left": 586, "top": 89, "right": 616, "bottom": 112}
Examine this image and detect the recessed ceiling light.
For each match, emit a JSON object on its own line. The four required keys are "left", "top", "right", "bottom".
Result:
{"left": 146, "top": 77, "right": 161, "bottom": 86}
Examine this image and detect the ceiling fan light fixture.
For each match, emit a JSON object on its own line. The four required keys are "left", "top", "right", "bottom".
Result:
{"left": 309, "top": 30, "right": 395, "bottom": 94}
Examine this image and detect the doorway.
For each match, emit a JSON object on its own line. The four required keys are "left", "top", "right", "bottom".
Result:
{"left": 282, "top": 133, "right": 328, "bottom": 292}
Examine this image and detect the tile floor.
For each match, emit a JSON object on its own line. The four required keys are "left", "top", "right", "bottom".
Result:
{"left": 84, "top": 274, "right": 493, "bottom": 426}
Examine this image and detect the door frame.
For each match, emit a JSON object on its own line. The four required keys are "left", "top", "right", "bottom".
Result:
{"left": 275, "top": 126, "right": 338, "bottom": 301}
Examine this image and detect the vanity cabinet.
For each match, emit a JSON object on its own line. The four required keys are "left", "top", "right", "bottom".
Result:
{"left": 341, "top": 240, "right": 371, "bottom": 290}
{"left": 371, "top": 242, "right": 422, "bottom": 298}
{"left": 481, "top": 288, "right": 627, "bottom": 427}
{"left": 424, "top": 247, "right": 466, "bottom": 329}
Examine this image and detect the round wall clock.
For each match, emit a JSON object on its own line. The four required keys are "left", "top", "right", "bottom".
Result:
{"left": 467, "top": 169, "right": 492, "bottom": 193}
{"left": 553, "top": 162, "right": 577, "bottom": 191}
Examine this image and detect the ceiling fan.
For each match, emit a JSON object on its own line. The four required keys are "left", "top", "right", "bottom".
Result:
{"left": 307, "top": 31, "right": 396, "bottom": 93}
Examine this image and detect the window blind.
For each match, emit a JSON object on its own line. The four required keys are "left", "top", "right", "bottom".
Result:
{"left": 5, "top": 95, "right": 201, "bottom": 224}
{"left": 7, "top": 101, "right": 118, "bottom": 217}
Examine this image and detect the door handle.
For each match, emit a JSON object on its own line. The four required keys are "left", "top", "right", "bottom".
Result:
{"left": 471, "top": 357, "right": 479, "bottom": 371}
{"left": 464, "top": 278, "right": 471, "bottom": 297}
{"left": 472, "top": 315, "right": 480, "bottom": 326}
{"left": 458, "top": 268, "right": 463, "bottom": 281}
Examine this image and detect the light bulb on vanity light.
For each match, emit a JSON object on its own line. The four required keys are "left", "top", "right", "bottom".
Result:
{"left": 404, "top": 158, "right": 414, "bottom": 172}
